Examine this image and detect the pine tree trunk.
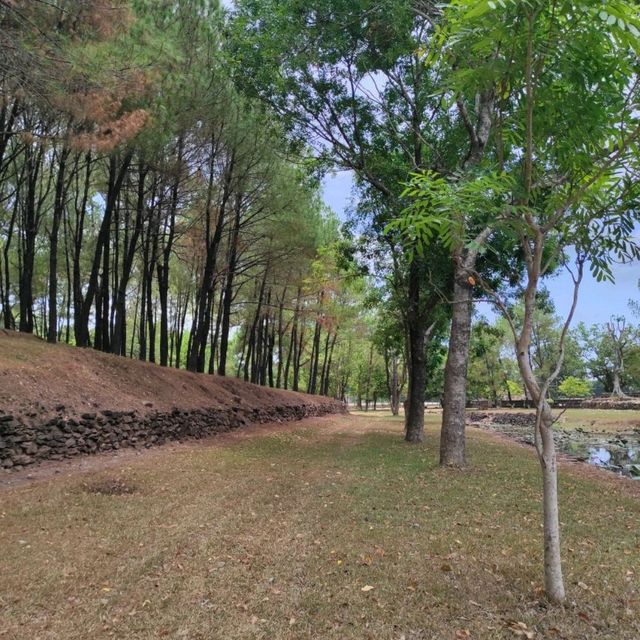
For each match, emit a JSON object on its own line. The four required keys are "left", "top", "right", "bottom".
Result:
{"left": 3, "top": 183, "right": 19, "bottom": 330}
{"left": 47, "top": 147, "right": 69, "bottom": 343}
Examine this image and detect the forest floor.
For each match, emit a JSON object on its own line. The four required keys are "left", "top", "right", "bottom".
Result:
{"left": 1, "top": 413, "right": 639, "bottom": 640}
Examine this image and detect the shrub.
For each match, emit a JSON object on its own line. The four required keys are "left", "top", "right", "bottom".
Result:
{"left": 558, "top": 376, "right": 592, "bottom": 398}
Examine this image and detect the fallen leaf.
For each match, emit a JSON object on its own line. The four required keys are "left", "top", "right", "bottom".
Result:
{"left": 361, "top": 585, "right": 374, "bottom": 592}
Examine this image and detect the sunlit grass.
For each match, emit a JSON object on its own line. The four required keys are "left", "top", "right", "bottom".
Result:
{"left": 1, "top": 414, "right": 638, "bottom": 639}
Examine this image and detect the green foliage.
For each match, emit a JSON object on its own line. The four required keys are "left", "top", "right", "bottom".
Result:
{"left": 506, "top": 379, "right": 524, "bottom": 398}
{"left": 558, "top": 377, "right": 592, "bottom": 398}
{"left": 388, "top": 169, "right": 516, "bottom": 257}
{"left": 398, "top": 0, "right": 640, "bottom": 281}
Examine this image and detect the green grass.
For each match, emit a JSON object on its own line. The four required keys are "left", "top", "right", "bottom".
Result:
{"left": 1, "top": 415, "right": 638, "bottom": 639}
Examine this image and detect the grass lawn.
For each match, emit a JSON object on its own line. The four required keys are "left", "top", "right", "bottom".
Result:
{"left": 1, "top": 414, "right": 638, "bottom": 639}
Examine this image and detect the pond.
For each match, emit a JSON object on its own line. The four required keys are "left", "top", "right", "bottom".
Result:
{"left": 556, "top": 430, "right": 640, "bottom": 478}
{"left": 473, "top": 419, "right": 640, "bottom": 479}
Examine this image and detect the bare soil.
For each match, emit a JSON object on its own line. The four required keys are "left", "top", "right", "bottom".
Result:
{"left": 0, "top": 330, "right": 335, "bottom": 420}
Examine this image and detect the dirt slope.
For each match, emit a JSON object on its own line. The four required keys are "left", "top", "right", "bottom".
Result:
{"left": 0, "top": 330, "right": 341, "bottom": 419}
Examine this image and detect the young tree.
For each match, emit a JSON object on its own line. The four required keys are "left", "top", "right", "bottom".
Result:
{"left": 399, "top": 0, "right": 640, "bottom": 602}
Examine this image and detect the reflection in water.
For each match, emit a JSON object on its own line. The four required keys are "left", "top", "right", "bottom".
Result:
{"left": 476, "top": 419, "right": 640, "bottom": 479}
{"left": 589, "top": 447, "right": 611, "bottom": 466}
{"left": 556, "top": 438, "right": 640, "bottom": 477}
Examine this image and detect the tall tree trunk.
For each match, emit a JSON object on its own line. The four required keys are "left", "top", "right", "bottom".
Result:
{"left": 76, "top": 152, "right": 132, "bottom": 347}
{"left": 2, "top": 179, "right": 20, "bottom": 329}
{"left": 158, "top": 142, "right": 182, "bottom": 366}
{"left": 19, "top": 143, "right": 48, "bottom": 333}
{"left": 517, "top": 350, "right": 565, "bottom": 603}
{"left": 440, "top": 273, "right": 473, "bottom": 466}
{"left": 404, "top": 261, "right": 425, "bottom": 442}
{"left": 284, "top": 288, "right": 301, "bottom": 390}
{"left": 275, "top": 290, "right": 287, "bottom": 388}
{"left": 112, "top": 164, "right": 146, "bottom": 356}
{"left": 217, "top": 194, "right": 242, "bottom": 376}
{"left": 71, "top": 152, "right": 92, "bottom": 344}
{"left": 322, "top": 331, "right": 338, "bottom": 396}
{"left": 47, "top": 146, "right": 70, "bottom": 342}
{"left": 307, "top": 318, "right": 322, "bottom": 394}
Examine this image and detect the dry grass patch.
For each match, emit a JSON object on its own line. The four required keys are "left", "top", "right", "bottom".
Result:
{"left": 82, "top": 477, "right": 138, "bottom": 496}
{"left": 476, "top": 407, "right": 640, "bottom": 433}
{"left": 0, "top": 414, "right": 638, "bottom": 639}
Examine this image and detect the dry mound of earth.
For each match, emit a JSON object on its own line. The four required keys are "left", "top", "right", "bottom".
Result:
{"left": 0, "top": 330, "right": 345, "bottom": 470}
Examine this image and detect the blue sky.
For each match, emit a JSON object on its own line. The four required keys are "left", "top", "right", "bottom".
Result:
{"left": 322, "top": 172, "right": 639, "bottom": 327}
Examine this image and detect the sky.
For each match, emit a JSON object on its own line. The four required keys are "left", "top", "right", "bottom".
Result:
{"left": 322, "top": 172, "right": 640, "bottom": 327}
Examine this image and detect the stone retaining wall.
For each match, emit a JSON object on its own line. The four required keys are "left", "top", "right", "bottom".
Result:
{"left": 581, "top": 399, "right": 640, "bottom": 410}
{"left": 467, "top": 412, "right": 536, "bottom": 427}
{"left": 0, "top": 400, "right": 346, "bottom": 470}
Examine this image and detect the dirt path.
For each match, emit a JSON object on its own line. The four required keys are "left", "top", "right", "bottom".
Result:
{"left": 0, "top": 414, "right": 358, "bottom": 491}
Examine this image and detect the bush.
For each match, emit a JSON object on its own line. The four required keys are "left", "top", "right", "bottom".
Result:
{"left": 558, "top": 376, "right": 592, "bottom": 398}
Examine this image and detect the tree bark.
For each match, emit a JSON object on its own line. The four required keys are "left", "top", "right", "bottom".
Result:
{"left": 440, "top": 273, "right": 473, "bottom": 466}
{"left": 404, "top": 260, "right": 426, "bottom": 442}
{"left": 47, "top": 146, "right": 70, "bottom": 343}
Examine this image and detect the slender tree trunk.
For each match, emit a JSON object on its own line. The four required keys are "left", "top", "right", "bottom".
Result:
{"left": 275, "top": 292, "right": 287, "bottom": 388}
{"left": 76, "top": 152, "right": 132, "bottom": 347}
{"left": 113, "top": 164, "right": 146, "bottom": 356}
{"left": 308, "top": 319, "right": 322, "bottom": 394}
{"left": 322, "top": 331, "right": 337, "bottom": 396}
{"left": 405, "top": 328, "right": 425, "bottom": 441}
{"left": 540, "top": 411, "right": 564, "bottom": 603}
{"left": 284, "top": 289, "right": 301, "bottom": 390}
{"left": 518, "top": 349, "right": 566, "bottom": 603}
{"left": 293, "top": 321, "right": 305, "bottom": 392}
{"left": 47, "top": 146, "right": 69, "bottom": 343}
{"left": 217, "top": 195, "right": 242, "bottom": 375}
{"left": 71, "top": 152, "right": 92, "bottom": 344}
{"left": 2, "top": 180, "right": 20, "bottom": 329}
